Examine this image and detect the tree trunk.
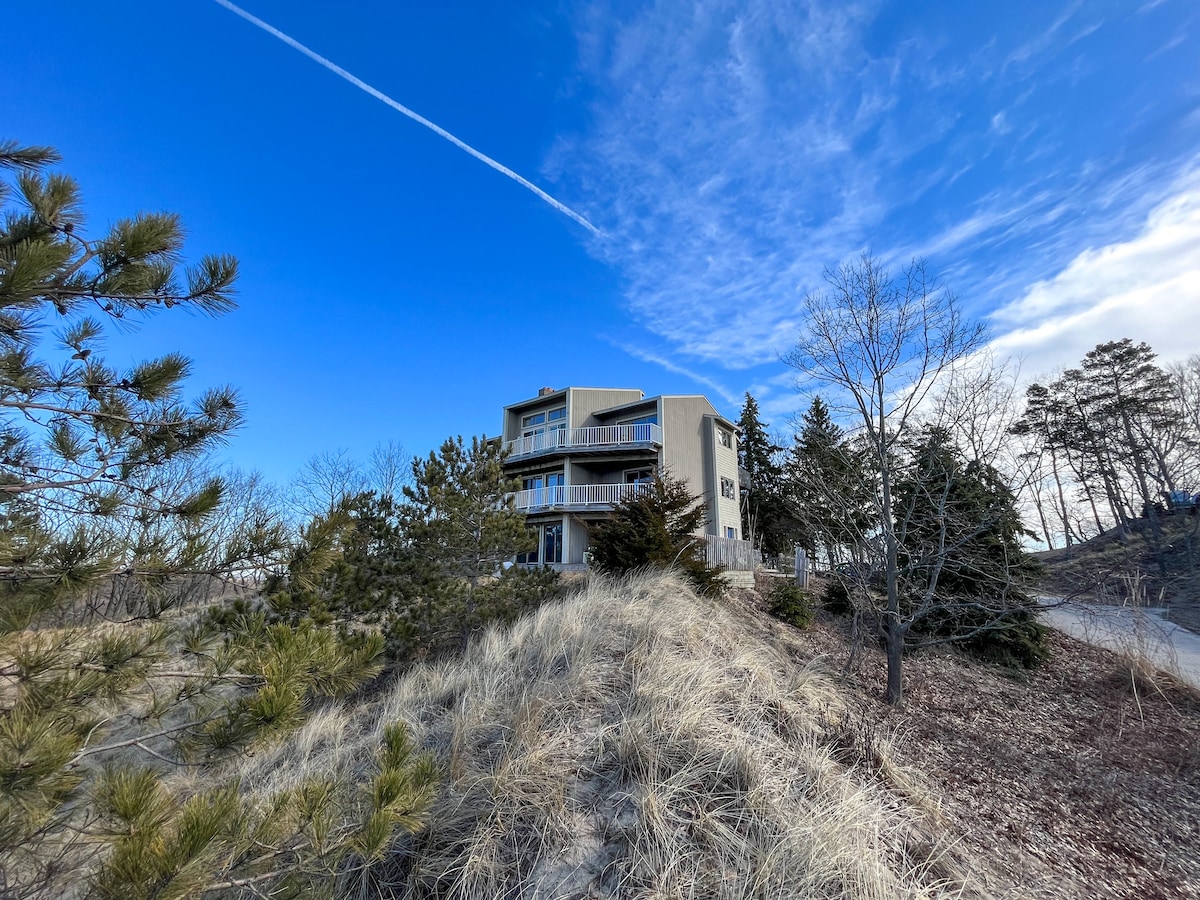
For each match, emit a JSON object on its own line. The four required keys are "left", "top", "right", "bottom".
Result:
{"left": 885, "top": 612, "right": 904, "bottom": 705}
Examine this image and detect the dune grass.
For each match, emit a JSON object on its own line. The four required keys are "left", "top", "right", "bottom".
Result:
{"left": 236, "top": 571, "right": 971, "bottom": 898}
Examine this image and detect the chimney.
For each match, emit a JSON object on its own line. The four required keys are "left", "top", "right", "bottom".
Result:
{"left": 537, "top": 386, "right": 556, "bottom": 396}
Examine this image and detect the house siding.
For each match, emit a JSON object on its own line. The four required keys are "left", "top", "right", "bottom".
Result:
{"left": 710, "top": 416, "right": 741, "bottom": 538}
{"left": 501, "top": 387, "right": 741, "bottom": 567}
{"left": 568, "top": 388, "right": 644, "bottom": 428}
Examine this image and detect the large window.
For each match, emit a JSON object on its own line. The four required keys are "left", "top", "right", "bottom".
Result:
{"left": 718, "top": 428, "right": 733, "bottom": 449}
{"left": 625, "top": 468, "right": 655, "bottom": 485}
{"left": 720, "top": 476, "right": 736, "bottom": 499}
{"left": 522, "top": 472, "right": 564, "bottom": 507}
{"left": 522, "top": 407, "right": 567, "bottom": 445}
{"left": 518, "top": 523, "right": 563, "bottom": 566}
{"left": 621, "top": 412, "right": 657, "bottom": 442}
{"left": 543, "top": 524, "right": 563, "bottom": 564}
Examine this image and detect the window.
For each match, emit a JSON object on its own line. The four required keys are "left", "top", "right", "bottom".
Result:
{"left": 619, "top": 412, "right": 658, "bottom": 442}
{"left": 518, "top": 523, "right": 563, "bottom": 566}
{"left": 543, "top": 524, "right": 563, "bottom": 564}
{"left": 523, "top": 472, "right": 564, "bottom": 507}
{"left": 625, "top": 468, "right": 655, "bottom": 485}
{"left": 622, "top": 413, "right": 658, "bottom": 426}
{"left": 725, "top": 526, "right": 737, "bottom": 540}
{"left": 720, "top": 476, "right": 736, "bottom": 499}
{"left": 521, "top": 407, "right": 567, "bottom": 445}
{"left": 718, "top": 428, "right": 733, "bottom": 449}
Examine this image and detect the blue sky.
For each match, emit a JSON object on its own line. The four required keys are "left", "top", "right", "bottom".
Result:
{"left": 4, "top": 1, "right": 1198, "bottom": 484}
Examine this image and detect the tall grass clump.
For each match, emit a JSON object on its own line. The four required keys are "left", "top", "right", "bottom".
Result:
{"left": 235, "top": 571, "right": 972, "bottom": 898}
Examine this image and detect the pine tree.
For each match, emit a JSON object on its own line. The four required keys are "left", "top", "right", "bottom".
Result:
{"left": 0, "top": 142, "right": 436, "bottom": 897}
{"left": 400, "top": 436, "right": 534, "bottom": 645}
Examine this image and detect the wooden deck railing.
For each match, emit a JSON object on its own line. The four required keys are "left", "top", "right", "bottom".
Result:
{"left": 703, "top": 535, "right": 763, "bottom": 571}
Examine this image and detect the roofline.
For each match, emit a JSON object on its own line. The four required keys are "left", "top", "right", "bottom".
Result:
{"left": 596, "top": 393, "right": 729, "bottom": 419}
{"left": 502, "top": 388, "right": 734, "bottom": 430}
{"left": 503, "top": 387, "right": 644, "bottom": 414}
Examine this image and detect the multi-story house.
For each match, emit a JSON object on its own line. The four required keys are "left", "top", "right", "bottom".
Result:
{"left": 500, "top": 386, "right": 743, "bottom": 569}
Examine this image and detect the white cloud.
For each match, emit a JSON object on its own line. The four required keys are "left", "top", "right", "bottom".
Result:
{"left": 989, "top": 171, "right": 1200, "bottom": 375}
{"left": 614, "top": 342, "right": 741, "bottom": 405}
{"left": 557, "top": 0, "right": 1199, "bottom": 391}
{"left": 557, "top": 0, "right": 958, "bottom": 367}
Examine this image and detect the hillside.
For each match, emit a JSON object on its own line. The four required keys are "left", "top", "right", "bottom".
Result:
{"left": 1036, "top": 514, "right": 1200, "bottom": 632}
{"left": 228, "top": 573, "right": 1199, "bottom": 899}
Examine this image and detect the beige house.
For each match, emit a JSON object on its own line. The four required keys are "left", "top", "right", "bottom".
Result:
{"left": 501, "top": 386, "right": 743, "bottom": 568}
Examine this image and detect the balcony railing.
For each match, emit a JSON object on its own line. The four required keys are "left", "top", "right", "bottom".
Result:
{"left": 504, "top": 423, "right": 663, "bottom": 459}
{"left": 512, "top": 482, "right": 652, "bottom": 511}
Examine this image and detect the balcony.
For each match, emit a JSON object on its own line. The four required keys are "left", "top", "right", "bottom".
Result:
{"left": 512, "top": 482, "right": 651, "bottom": 512}
{"left": 504, "top": 423, "right": 663, "bottom": 460}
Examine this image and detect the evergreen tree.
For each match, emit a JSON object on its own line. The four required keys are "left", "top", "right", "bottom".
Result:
{"left": 589, "top": 472, "right": 725, "bottom": 595}
{"left": 400, "top": 436, "right": 534, "bottom": 644}
{"left": 0, "top": 142, "right": 435, "bottom": 897}
{"left": 893, "top": 426, "right": 1046, "bottom": 667}
{"left": 271, "top": 436, "right": 547, "bottom": 663}
{"left": 785, "top": 396, "right": 872, "bottom": 567}
{"left": 736, "top": 392, "right": 797, "bottom": 554}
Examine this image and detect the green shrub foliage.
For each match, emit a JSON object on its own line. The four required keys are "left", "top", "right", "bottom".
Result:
{"left": 269, "top": 438, "right": 560, "bottom": 665}
{"left": 0, "top": 142, "right": 437, "bottom": 897}
{"left": 768, "top": 581, "right": 814, "bottom": 629}
{"left": 822, "top": 578, "right": 854, "bottom": 616}
{"left": 589, "top": 472, "right": 725, "bottom": 595}
{"left": 894, "top": 426, "right": 1047, "bottom": 668}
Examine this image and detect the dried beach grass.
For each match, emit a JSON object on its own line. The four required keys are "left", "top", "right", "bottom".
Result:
{"left": 237, "top": 571, "right": 973, "bottom": 898}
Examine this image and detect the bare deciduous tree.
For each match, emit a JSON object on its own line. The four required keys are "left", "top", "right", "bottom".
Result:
{"left": 783, "top": 255, "right": 988, "bottom": 705}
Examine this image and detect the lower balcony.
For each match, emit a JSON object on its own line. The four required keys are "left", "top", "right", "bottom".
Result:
{"left": 512, "top": 482, "right": 650, "bottom": 512}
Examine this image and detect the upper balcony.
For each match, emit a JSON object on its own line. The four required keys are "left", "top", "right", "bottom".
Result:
{"left": 503, "top": 423, "right": 663, "bottom": 461}
{"left": 512, "top": 482, "right": 651, "bottom": 513}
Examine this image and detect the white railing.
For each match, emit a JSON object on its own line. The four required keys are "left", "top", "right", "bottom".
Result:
{"left": 704, "top": 535, "right": 762, "bottom": 571}
{"left": 512, "top": 482, "right": 652, "bottom": 511}
{"left": 504, "top": 423, "right": 663, "bottom": 459}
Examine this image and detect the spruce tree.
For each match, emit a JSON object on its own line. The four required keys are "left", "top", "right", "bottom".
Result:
{"left": 589, "top": 472, "right": 725, "bottom": 594}
{"left": 893, "top": 426, "right": 1045, "bottom": 667}
{"left": 785, "top": 396, "right": 872, "bottom": 567}
{"left": 735, "top": 393, "right": 797, "bottom": 554}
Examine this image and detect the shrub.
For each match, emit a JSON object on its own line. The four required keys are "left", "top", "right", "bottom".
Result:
{"left": 768, "top": 581, "right": 814, "bottom": 629}
{"left": 822, "top": 579, "right": 854, "bottom": 616}
{"left": 909, "top": 601, "right": 1048, "bottom": 670}
{"left": 589, "top": 472, "right": 725, "bottom": 596}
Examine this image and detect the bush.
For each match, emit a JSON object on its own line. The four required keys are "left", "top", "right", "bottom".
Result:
{"left": 822, "top": 579, "right": 854, "bottom": 616}
{"left": 589, "top": 473, "right": 725, "bottom": 596}
{"left": 768, "top": 581, "right": 814, "bottom": 629}
{"left": 908, "top": 601, "right": 1048, "bottom": 670}
{"left": 956, "top": 611, "right": 1048, "bottom": 670}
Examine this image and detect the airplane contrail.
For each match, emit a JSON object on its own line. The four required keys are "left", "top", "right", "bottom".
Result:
{"left": 212, "top": 0, "right": 600, "bottom": 235}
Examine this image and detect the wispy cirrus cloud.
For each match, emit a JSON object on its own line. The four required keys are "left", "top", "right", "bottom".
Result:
{"left": 988, "top": 165, "right": 1200, "bottom": 375}
{"left": 614, "top": 342, "right": 740, "bottom": 405}
{"left": 552, "top": 0, "right": 1198, "bottom": 408}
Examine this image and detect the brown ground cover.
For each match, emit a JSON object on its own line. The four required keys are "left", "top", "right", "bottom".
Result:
{"left": 729, "top": 586, "right": 1200, "bottom": 899}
